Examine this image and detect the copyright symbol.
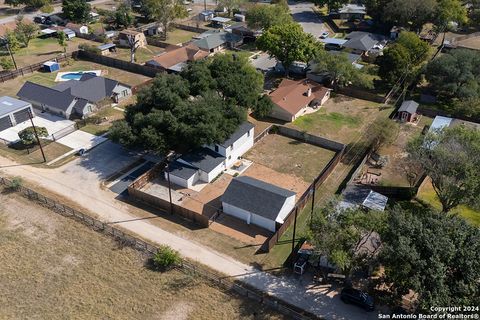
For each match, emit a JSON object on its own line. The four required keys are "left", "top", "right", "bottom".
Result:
{"left": 473, "top": 314, "right": 479, "bottom": 319}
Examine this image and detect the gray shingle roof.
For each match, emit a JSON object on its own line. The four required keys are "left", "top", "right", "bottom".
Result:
{"left": 219, "top": 121, "right": 254, "bottom": 147}
{"left": 221, "top": 176, "right": 296, "bottom": 221}
{"left": 17, "top": 81, "right": 75, "bottom": 112}
{"left": 180, "top": 147, "right": 225, "bottom": 173}
{"left": 398, "top": 100, "right": 419, "bottom": 114}
{"left": 0, "top": 96, "right": 31, "bottom": 117}
{"left": 343, "top": 32, "right": 385, "bottom": 51}
{"left": 167, "top": 161, "right": 198, "bottom": 179}
{"left": 193, "top": 31, "right": 242, "bottom": 50}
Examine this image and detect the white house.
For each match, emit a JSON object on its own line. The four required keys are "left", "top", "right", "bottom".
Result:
{"left": 165, "top": 122, "right": 254, "bottom": 188}
{"left": 221, "top": 176, "right": 296, "bottom": 232}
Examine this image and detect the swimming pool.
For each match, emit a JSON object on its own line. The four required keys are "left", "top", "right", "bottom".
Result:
{"left": 55, "top": 70, "right": 102, "bottom": 82}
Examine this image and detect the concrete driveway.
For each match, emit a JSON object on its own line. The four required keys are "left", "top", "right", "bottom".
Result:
{"left": 289, "top": 1, "right": 329, "bottom": 38}
{"left": 56, "top": 130, "right": 107, "bottom": 151}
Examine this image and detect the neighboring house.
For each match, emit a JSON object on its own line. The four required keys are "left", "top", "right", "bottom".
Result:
{"left": 268, "top": 79, "right": 331, "bottom": 122}
{"left": 192, "top": 30, "right": 243, "bottom": 53}
{"left": 335, "top": 4, "right": 366, "bottom": 20}
{"left": 199, "top": 10, "right": 215, "bottom": 21}
{"left": 343, "top": 31, "right": 387, "bottom": 56}
{"left": 118, "top": 29, "right": 147, "bottom": 48}
{"left": 17, "top": 74, "right": 131, "bottom": 119}
{"left": 145, "top": 44, "right": 209, "bottom": 72}
{"left": 66, "top": 23, "right": 89, "bottom": 35}
{"left": 165, "top": 122, "right": 254, "bottom": 188}
{"left": 0, "top": 96, "right": 34, "bottom": 132}
{"left": 397, "top": 100, "right": 419, "bottom": 123}
{"left": 221, "top": 176, "right": 296, "bottom": 232}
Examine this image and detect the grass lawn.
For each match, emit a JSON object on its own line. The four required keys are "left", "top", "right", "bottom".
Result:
{"left": 164, "top": 28, "right": 199, "bottom": 45}
{"left": 0, "top": 141, "right": 72, "bottom": 166}
{"left": 290, "top": 95, "right": 392, "bottom": 145}
{"left": 417, "top": 178, "right": 480, "bottom": 227}
{"left": 245, "top": 134, "right": 336, "bottom": 183}
{"left": 0, "top": 192, "right": 284, "bottom": 320}
{"left": 113, "top": 45, "right": 164, "bottom": 64}
{"left": 0, "top": 59, "right": 151, "bottom": 97}
{"left": 79, "top": 107, "right": 125, "bottom": 136}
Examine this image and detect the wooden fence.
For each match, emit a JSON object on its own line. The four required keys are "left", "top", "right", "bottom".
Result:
{"left": 171, "top": 22, "right": 208, "bottom": 34}
{"left": 418, "top": 105, "right": 480, "bottom": 123}
{"left": 0, "top": 54, "right": 72, "bottom": 83}
{"left": 0, "top": 176, "right": 316, "bottom": 320}
{"left": 335, "top": 86, "right": 387, "bottom": 103}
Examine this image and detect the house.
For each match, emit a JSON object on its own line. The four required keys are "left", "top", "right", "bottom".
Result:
{"left": 165, "top": 122, "right": 254, "bottom": 188}
{"left": 334, "top": 4, "right": 366, "bottom": 20}
{"left": 192, "top": 30, "right": 243, "bottom": 52}
{"left": 0, "top": 96, "right": 34, "bottom": 132}
{"left": 211, "top": 16, "right": 231, "bottom": 28}
{"left": 66, "top": 23, "right": 89, "bottom": 35}
{"left": 145, "top": 44, "right": 209, "bottom": 72}
{"left": 199, "top": 10, "right": 215, "bottom": 21}
{"left": 97, "top": 43, "right": 117, "bottom": 55}
{"left": 17, "top": 74, "right": 131, "bottom": 119}
{"left": 397, "top": 100, "right": 419, "bottom": 122}
{"left": 118, "top": 29, "right": 147, "bottom": 48}
{"left": 268, "top": 79, "right": 331, "bottom": 122}
{"left": 343, "top": 31, "right": 387, "bottom": 55}
{"left": 221, "top": 176, "right": 296, "bottom": 232}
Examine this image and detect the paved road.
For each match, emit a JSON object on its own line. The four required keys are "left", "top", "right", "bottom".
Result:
{"left": 0, "top": 0, "right": 111, "bottom": 24}
{"left": 289, "top": 1, "right": 328, "bottom": 38}
{"left": 0, "top": 143, "right": 380, "bottom": 320}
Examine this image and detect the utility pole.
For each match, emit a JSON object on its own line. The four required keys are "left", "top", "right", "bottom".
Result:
{"left": 28, "top": 111, "right": 46, "bottom": 163}
{"left": 4, "top": 40, "right": 18, "bottom": 70}
{"left": 204, "top": 0, "right": 206, "bottom": 12}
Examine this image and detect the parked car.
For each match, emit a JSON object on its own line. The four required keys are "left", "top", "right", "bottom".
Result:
{"left": 324, "top": 43, "right": 342, "bottom": 51}
{"left": 340, "top": 287, "right": 375, "bottom": 311}
{"left": 319, "top": 31, "right": 329, "bottom": 39}
{"left": 34, "top": 15, "right": 47, "bottom": 24}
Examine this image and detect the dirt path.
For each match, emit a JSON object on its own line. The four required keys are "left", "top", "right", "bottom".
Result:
{"left": 0, "top": 154, "right": 379, "bottom": 320}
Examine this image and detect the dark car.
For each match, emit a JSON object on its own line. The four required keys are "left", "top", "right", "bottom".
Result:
{"left": 340, "top": 287, "right": 375, "bottom": 311}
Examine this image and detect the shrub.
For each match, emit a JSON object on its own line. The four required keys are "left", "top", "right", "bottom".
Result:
{"left": 8, "top": 176, "right": 23, "bottom": 191}
{"left": 152, "top": 245, "right": 181, "bottom": 270}
{"left": 18, "top": 126, "right": 48, "bottom": 146}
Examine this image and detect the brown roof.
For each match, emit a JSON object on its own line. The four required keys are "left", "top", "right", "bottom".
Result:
{"left": 148, "top": 44, "right": 209, "bottom": 69}
{"left": 269, "top": 79, "right": 330, "bottom": 116}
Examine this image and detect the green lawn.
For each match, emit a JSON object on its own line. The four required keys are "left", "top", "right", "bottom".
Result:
{"left": 79, "top": 107, "right": 125, "bottom": 136}
{"left": 114, "top": 45, "right": 164, "bottom": 64}
{"left": 164, "top": 28, "right": 199, "bottom": 45}
{"left": 293, "top": 110, "right": 362, "bottom": 132}
{"left": 0, "top": 141, "right": 72, "bottom": 167}
{"left": 417, "top": 178, "right": 480, "bottom": 227}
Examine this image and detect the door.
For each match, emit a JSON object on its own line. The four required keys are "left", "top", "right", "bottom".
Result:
{"left": 0, "top": 116, "right": 13, "bottom": 132}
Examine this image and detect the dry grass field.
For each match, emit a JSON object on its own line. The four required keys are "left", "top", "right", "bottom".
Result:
{"left": 0, "top": 192, "right": 284, "bottom": 320}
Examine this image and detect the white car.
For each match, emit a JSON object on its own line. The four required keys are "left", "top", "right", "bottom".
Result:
{"left": 319, "top": 31, "right": 329, "bottom": 39}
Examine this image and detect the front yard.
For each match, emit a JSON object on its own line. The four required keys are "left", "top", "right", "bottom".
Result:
{"left": 0, "top": 141, "right": 72, "bottom": 166}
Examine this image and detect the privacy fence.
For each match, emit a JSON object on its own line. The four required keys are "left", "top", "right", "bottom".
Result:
{"left": 0, "top": 54, "right": 72, "bottom": 83}
{"left": 0, "top": 176, "right": 316, "bottom": 320}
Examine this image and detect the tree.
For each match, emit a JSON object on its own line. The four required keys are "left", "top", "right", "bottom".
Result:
{"left": 125, "top": 33, "right": 140, "bottom": 63}
{"left": 218, "top": 0, "right": 245, "bottom": 16}
{"left": 256, "top": 23, "right": 318, "bottom": 76}
{"left": 396, "top": 32, "right": 430, "bottom": 63}
{"left": 434, "top": 0, "right": 467, "bottom": 28}
{"left": 141, "top": 0, "right": 187, "bottom": 38}
{"left": 407, "top": 126, "right": 480, "bottom": 212}
{"left": 252, "top": 95, "right": 274, "bottom": 119}
{"left": 380, "top": 205, "right": 480, "bottom": 311}
{"left": 112, "top": 3, "right": 135, "bottom": 28}
{"left": 0, "top": 57, "right": 14, "bottom": 71}
{"left": 311, "top": 0, "right": 348, "bottom": 12}
{"left": 180, "top": 60, "right": 216, "bottom": 96}
{"left": 57, "top": 31, "right": 68, "bottom": 54}
{"left": 425, "top": 49, "right": 480, "bottom": 101}
{"left": 151, "top": 245, "right": 181, "bottom": 270}
{"left": 383, "top": 0, "right": 436, "bottom": 29}
{"left": 14, "top": 16, "right": 39, "bottom": 47}
{"left": 62, "top": 0, "right": 91, "bottom": 23}
{"left": 4, "top": 31, "right": 20, "bottom": 53}
{"left": 365, "top": 117, "right": 399, "bottom": 153}
{"left": 245, "top": 4, "right": 292, "bottom": 30}
{"left": 18, "top": 126, "right": 48, "bottom": 145}
{"left": 313, "top": 50, "right": 373, "bottom": 88}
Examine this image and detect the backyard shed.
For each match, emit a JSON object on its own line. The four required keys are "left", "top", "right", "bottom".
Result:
{"left": 397, "top": 100, "right": 419, "bottom": 122}
{"left": 97, "top": 43, "right": 116, "bottom": 55}
{"left": 43, "top": 61, "right": 60, "bottom": 73}
{"left": 0, "top": 96, "right": 34, "bottom": 132}
{"left": 221, "top": 176, "right": 296, "bottom": 232}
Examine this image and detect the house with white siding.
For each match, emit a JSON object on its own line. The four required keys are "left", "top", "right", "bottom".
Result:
{"left": 221, "top": 176, "right": 296, "bottom": 232}
{"left": 165, "top": 122, "right": 254, "bottom": 189}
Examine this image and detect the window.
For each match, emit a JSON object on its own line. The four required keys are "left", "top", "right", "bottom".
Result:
{"left": 247, "top": 130, "right": 250, "bottom": 137}
{"left": 215, "top": 145, "right": 219, "bottom": 152}
{"left": 228, "top": 155, "right": 231, "bottom": 160}
{"left": 230, "top": 144, "right": 233, "bottom": 150}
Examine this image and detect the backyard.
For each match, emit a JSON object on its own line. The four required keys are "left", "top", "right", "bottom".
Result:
{"left": 0, "top": 191, "right": 285, "bottom": 320}
{"left": 79, "top": 107, "right": 125, "bottom": 136}
{"left": 0, "top": 59, "right": 151, "bottom": 97}
{"left": 113, "top": 45, "right": 164, "bottom": 64}
{"left": 164, "top": 28, "right": 199, "bottom": 45}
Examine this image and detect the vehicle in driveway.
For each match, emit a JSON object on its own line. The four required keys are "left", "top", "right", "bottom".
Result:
{"left": 320, "top": 31, "right": 329, "bottom": 39}
{"left": 340, "top": 287, "right": 375, "bottom": 311}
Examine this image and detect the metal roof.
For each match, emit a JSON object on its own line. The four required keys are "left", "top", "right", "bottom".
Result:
{"left": 429, "top": 116, "right": 453, "bottom": 132}
{"left": 97, "top": 43, "right": 116, "bottom": 50}
{"left": 0, "top": 96, "right": 31, "bottom": 118}
{"left": 398, "top": 100, "right": 419, "bottom": 114}
{"left": 212, "top": 17, "right": 231, "bottom": 23}
{"left": 221, "top": 176, "right": 296, "bottom": 221}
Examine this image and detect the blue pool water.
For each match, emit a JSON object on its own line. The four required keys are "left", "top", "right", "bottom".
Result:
{"left": 60, "top": 72, "right": 97, "bottom": 80}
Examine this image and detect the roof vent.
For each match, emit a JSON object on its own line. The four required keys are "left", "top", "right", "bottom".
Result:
{"left": 305, "top": 88, "right": 312, "bottom": 97}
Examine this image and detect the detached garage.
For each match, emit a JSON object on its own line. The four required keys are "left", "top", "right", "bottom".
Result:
{"left": 0, "top": 96, "right": 34, "bottom": 132}
{"left": 221, "top": 176, "right": 296, "bottom": 232}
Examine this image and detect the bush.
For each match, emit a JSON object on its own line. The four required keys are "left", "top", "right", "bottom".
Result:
{"left": 152, "top": 245, "right": 181, "bottom": 270}
{"left": 8, "top": 176, "right": 23, "bottom": 191}
{"left": 18, "top": 126, "right": 48, "bottom": 146}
